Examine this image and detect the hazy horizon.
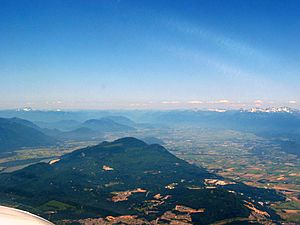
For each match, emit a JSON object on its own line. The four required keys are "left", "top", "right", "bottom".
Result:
{"left": 0, "top": 101, "right": 299, "bottom": 111}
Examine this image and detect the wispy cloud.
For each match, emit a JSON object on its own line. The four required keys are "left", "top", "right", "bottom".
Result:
{"left": 166, "top": 20, "right": 270, "bottom": 63}
{"left": 188, "top": 100, "right": 203, "bottom": 104}
{"left": 217, "top": 99, "right": 230, "bottom": 103}
{"left": 165, "top": 46, "right": 251, "bottom": 79}
{"left": 206, "top": 99, "right": 230, "bottom": 104}
{"left": 130, "top": 103, "right": 149, "bottom": 107}
{"left": 161, "top": 100, "right": 181, "bottom": 104}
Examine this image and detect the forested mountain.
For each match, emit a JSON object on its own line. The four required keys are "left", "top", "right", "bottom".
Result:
{"left": 0, "top": 118, "right": 56, "bottom": 152}
{"left": 0, "top": 138, "right": 282, "bottom": 224}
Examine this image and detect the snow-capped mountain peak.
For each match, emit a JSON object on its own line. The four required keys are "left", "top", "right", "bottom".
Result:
{"left": 245, "top": 107, "right": 298, "bottom": 114}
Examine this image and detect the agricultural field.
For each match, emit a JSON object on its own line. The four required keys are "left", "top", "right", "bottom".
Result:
{"left": 159, "top": 128, "right": 300, "bottom": 224}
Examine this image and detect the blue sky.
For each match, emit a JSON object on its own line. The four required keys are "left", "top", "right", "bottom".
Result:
{"left": 0, "top": 0, "right": 299, "bottom": 109}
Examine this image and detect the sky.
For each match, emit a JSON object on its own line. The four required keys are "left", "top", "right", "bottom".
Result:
{"left": 0, "top": 0, "right": 299, "bottom": 110}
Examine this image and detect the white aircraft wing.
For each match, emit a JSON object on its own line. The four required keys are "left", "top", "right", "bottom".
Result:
{"left": 0, "top": 205, "right": 53, "bottom": 225}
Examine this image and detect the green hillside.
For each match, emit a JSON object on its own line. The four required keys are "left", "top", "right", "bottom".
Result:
{"left": 0, "top": 138, "right": 282, "bottom": 224}
{"left": 0, "top": 118, "right": 57, "bottom": 152}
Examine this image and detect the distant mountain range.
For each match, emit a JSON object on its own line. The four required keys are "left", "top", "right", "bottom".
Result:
{"left": 36, "top": 116, "right": 136, "bottom": 132}
{"left": 0, "top": 118, "right": 57, "bottom": 153}
{"left": 144, "top": 109, "right": 300, "bottom": 135}
{"left": 36, "top": 120, "right": 82, "bottom": 131}
{"left": 0, "top": 116, "right": 138, "bottom": 147}
{"left": 82, "top": 118, "right": 135, "bottom": 132}
{"left": 0, "top": 137, "right": 283, "bottom": 224}
{"left": 44, "top": 117, "right": 136, "bottom": 141}
{"left": 1, "top": 107, "right": 298, "bottom": 124}
{"left": 55, "top": 127, "right": 103, "bottom": 141}
{"left": 1, "top": 108, "right": 299, "bottom": 156}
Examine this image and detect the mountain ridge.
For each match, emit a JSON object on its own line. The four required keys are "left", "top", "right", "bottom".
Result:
{"left": 0, "top": 117, "right": 57, "bottom": 152}
{"left": 0, "top": 137, "right": 283, "bottom": 224}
